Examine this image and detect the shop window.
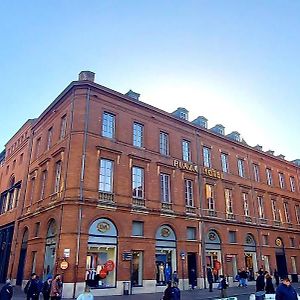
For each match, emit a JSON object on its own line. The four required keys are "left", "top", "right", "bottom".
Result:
{"left": 228, "top": 231, "right": 236, "bottom": 243}
{"left": 86, "top": 218, "right": 117, "bottom": 289}
{"left": 132, "top": 221, "right": 144, "bottom": 236}
{"left": 187, "top": 227, "right": 196, "bottom": 240}
{"left": 132, "top": 251, "right": 143, "bottom": 287}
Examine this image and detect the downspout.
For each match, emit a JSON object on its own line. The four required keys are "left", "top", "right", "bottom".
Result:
{"left": 9, "top": 128, "right": 34, "bottom": 280}
{"left": 195, "top": 129, "right": 207, "bottom": 289}
{"left": 73, "top": 86, "right": 91, "bottom": 298}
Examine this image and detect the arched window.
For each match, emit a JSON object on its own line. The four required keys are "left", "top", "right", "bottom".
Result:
{"left": 43, "top": 220, "right": 57, "bottom": 279}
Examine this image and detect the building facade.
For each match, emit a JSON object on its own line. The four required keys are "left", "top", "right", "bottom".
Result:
{"left": 1, "top": 71, "right": 300, "bottom": 298}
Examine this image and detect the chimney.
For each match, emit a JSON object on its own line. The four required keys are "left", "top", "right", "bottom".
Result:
{"left": 125, "top": 90, "right": 140, "bottom": 101}
{"left": 78, "top": 71, "right": 95, "bottom": 82}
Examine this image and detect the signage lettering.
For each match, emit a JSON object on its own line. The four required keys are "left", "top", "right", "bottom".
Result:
{"left": 203, "top": 167, "right": 223, "bottom": 179}
{"left": 173, "top": 159, "right": 198, "bottom": 173}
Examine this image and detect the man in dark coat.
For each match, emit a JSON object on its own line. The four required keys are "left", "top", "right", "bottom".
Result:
{"left": 256, "top": 271, "right": 265, "bottom": 292}
{"left": 207, "top": 266, "right": 213, "bottom": 292}
{"left": 163, "top": 281, "right": 173, "bottom": 300}
{"left": 0, "top": 279, "right": 13, "bottom": 300}
{"left": 24, "top": 273, "right": 40, "bottom": 300}
{"left": 276, "top": 277, "right": 298, "bottom": 300}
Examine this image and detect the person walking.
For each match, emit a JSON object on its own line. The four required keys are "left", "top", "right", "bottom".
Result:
{"left": 239, "top": 268, "right": 248, "bottom": 287}
{"left": 218, "top": 275, "right": 228, "bottom": 298}
{"left": 265, "top": 273, "right": 275, "bottom": 294}
{"left": 172, "top": 271, "right": 179, "bottom": 285}
{"left": 256, "top": 271, "right": 265, "bottom": 292}
{"left": 50, "top": 274, "right": 63, "bottom": 300}
{"left": 76, "top": 286, "right": 94, "bottom": 300}
{"left": 190, "top": 268, "right": 197, "bottom": 289}
{"left": 42, "top": 276, "right": 52, "bottom": 300}
{"left": 0, "top": 279, "right": 13, "bottom": 300}
{"left": 162, "top": 281, "right": 173, "bottom": 300}
{"left": 207, "top": 266, "right": 213, "bottom": 292}
{"left": 274, "top": 269, "right": 280, "bottom": 287}
{"left": 275, "top": 277, "right": 298, "bottom": 300}
{"left": 171, "top": 282, "right": 181, "bottom": 300}
{"left": 24, "top": 273, "right": 40, "bottom": 300}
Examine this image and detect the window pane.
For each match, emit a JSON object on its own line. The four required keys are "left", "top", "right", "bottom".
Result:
{"left": 133, "top": 123, "right": 144, "bottom": 147}
{"left": 102, "top": 112, "right": 115, "bottom": 138}
{"left": 99, "top": 159, "right": 113, "bottom": 192}
{"left": 132, "top": 167, "right": 144, "bottom": 198}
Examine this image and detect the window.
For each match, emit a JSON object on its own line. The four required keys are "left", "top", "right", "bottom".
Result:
{"left": 242, "top": 193, "right": 250, "bottom": 216}
{"left": 99, "top": 159, "right": 114, "bottom": 193}
{"left": 187, "top": 227, "right": 196, "bottom": 240}
{"left": 40, "top": 170, "right": 48, "bottom": 200}
{"left": 228, "top": 231, "right": 237, "bottom": 243}
{"left": 29, "top": 177, "right": 36, "bottom": 204}
{"left": 237, "top": 159, "right": 245, "bottom": 177}
{"left": 203, "top": 147, "right": 211, "bottom": 168}
{"left": 20, "top": 153, "right": 24, "bottom": 165}
{"left": 290, "top": 176, "right": 296, "bottom": 192}
{"left": 291, "top": 257, "right": 297, "bottom": 274}
{"left": 180, "top": 111, "right": 188, "bottom": 120}
{"left": 182, "top": 140, "right": 191, "bottom": 162}
{"left": 47, "top": 127, "right": 53, "bottom": 150}
{"left": 278, "top": 173, "right": 285, "bottom": 189}
{"left": 257, "top": 196, "right": 265, "bottom": 219}
{"left": 221, "top": 153, "right": 229, "bottom": 173}
{"left": 271, "top": 199, "right": 280, "bottom": 222}
{"left": 262, "top": 235, "right": 269, "bottom": 245}
{"left": 224, "top": 189, "right": 233, "bottom": 214}
{"left": 31, "top": 251, "right": 37, "bottom": 273}
{"left": 205, "top": 184, "right": 215, "bottom": 211}
{"left": 102, "top": 112, "right": 115, "bottom": 138}
{"left": 184, "top": 179, "right": 194, "bottom": 207}
{"left": 253, "top": 164, "right": 260, "bottom": 182}
{"left": 266, "top": 168, "right": 273, "bottom": 186}
{"left": 132, "top": 166, "right": 144, "bottom": 199}
{"left": 295, "top": 205, "right": 300, "bottom": 224}
{"left": 59, "top": 115, "right": 67, "bottom": 139}
{"left": 35, "top": 137, "right": 41, "bottom": 158}
{"left": 159, "top": 132, "right": 169, "bottom": 156}
{"left": 132, "top": 251, "right": 143, "bottom": 287}
{"left": 34, "top": 222, "right": 40, "bottom": 237}
{"left": 160, "top": 173, "right": 170, "bottom": 203}
{"left": 54, "top": 161, "right": 62, "bottom": 193}
{"left": 133, "top": 122, "right": 144, "bottom": 147}
{"left": 290, "top": 237, "right": 295, "bottom": 248}
{"left": 12, "top": 160, "right": 16, "bottom": 169}
{"left": 284, "top": 202, "right": 291, "bottom": 223}
{"left": 132, "top": 221, "right": 144, "bottom": 236}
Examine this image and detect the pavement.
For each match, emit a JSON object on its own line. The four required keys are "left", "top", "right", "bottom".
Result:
{"left": 4, "top": 283, "right": 300, "bottom": 299}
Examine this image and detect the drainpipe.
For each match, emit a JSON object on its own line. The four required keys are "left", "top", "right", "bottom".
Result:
{"left": 73, "top": 86, "right": 91, "bottom": 298}
{"left": 195, "top": 130, "right": 207, "bottom": 289}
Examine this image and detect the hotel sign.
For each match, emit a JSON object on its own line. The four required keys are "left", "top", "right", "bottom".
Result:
{"left": 203, "top": 167, "right": 223, "bottom": 179}
{"left": 173, "top": 159, "right": 198, "bottom": 173}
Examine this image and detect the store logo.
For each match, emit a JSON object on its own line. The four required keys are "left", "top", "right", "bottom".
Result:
{"left": 203, "top": 167, "right": 223, "bottom": 179}
{"left": 173, "top": 159, "right": 198, "bottom": 173}
{"left": 97, "top": 222, "right": 110, "bottom": 233}
{"left": 275, "top": 238, "right": 282, "bottom": 247}
{"left": 161, "top": 227, "right": 171, "bottom": 237}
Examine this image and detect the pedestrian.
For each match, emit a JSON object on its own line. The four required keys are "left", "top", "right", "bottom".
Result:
{"left": 50, "top": 274, "right": 63, "bottom": 300}
{"left": 24, "top": 273, "right": 40, "bottom": 300}
{"left": 207, "top": 265, "right": 213, "bottom": 292}
{"left": 0, "top": 279, "right": 13, "bottom": 300}
{"left": 235, "top": 269, "right": 241, "bottom": 287}
{"left": 172, "top": 271, "right": 179, "bottom": 285}
{"left": 218, "top": 275, "right": 228, "bottom": 298}
{"left": 171, "top": 281, "right": 181, "bottom": 300}
{"left": 274, "top": 269, "right": 280, "bottom": 287}
{"left": 190, "top": 268, "right": 197, "bottom": 289}
{"left": 275, "top": 277, "right": 298, "bottom": 300}
{"left": 76, "top": 286, "right": 94, "bottom": 300}
{"left": 42, "top": 276, "right": 52, "bottom": 300}
{"left": 162, "top": 281, "right": 173, "bottom": 300}
{"left": 239, "top": 268, "right": 248, "bottom": 287}
{"left": 265, "top": 273, "right": 275, "bottom": 294}
{"left": 256, "top": 271, "right": 265, "bottom": 292}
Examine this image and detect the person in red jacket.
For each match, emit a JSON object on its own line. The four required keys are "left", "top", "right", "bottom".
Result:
{"left": 50, "top": 274, "right": 63, "bottom": 300}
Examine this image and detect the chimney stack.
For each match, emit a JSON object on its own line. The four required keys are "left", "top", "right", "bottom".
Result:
{"left": 78, "top": 71, "right": 95, "bottom": 82}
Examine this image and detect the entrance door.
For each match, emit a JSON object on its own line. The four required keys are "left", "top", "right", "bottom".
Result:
{"left": 16, "top": 229, "right": 28, "bottom": 286}
{"left": 0, "top": 225, "right": 14, "bottom": 283}
{"left": 276, "top": 254, "right": 288, "bottom": 278}
{"left": 187, "top": 253, "right": 197, "bottom": 286}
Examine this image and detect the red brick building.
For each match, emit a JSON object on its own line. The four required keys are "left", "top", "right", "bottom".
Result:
{"left": 1, "top": 71, "right": 300, "bottom": 297}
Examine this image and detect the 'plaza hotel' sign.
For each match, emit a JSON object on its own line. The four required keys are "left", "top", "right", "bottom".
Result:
{"left": 173, "top": 159, "right": 223, "bottom": 179}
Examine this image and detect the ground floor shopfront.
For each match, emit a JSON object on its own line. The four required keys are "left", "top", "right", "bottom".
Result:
{"left": 5, "top": 205, "right": 300, "bottom": 298}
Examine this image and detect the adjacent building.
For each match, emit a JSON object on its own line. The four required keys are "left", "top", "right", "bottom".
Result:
{"left": 0, "top": 71, "right": 300, "bottom": 298}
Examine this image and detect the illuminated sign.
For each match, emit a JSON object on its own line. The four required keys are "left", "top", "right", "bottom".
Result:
{"left": 173, "top": 159, "right": 198, "bottom": 173}
{"left": 203, "top": 167, "right": 223, "bottom": 179}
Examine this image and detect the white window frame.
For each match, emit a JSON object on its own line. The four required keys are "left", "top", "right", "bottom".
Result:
{"left": 290, "top": 176, "right": 296, "bottom": 192}
{"left": 243, "top": 193, "right": 250, "bottom": 216}
{"left": 182, "top": 140, "right": 191, "bottom": 162}
{"left": 253, "top": 164, "right": 260, "bottom": 182}
{"left": 40, "top": 170, "right": 47, "bottom": 200}
{"left": 132, "top": 166, "right": 144, "bottom": 199}
{"left": 225, "top": 188, "right": 233, "bottom": 214}
{"left": 203, "top": 147, "right": 211, "bottom": 168}
{"left": 102, "top": 112, "right": 115, "bottom": 139}
{"left": 257, "top": 196, "right": 265, "bottom": 219}
{"left": 221, "top": 153, "right": 229, "bottom": 173}
{"left": 160, "top": 173, "right": 171, "bottom": 203}
{"left": 185, "top": 179, "right": 194, "bottom": 207}
{"left": 237, "top": 159, "right": 245, "bottom": 178}
{"left": 59, "top": 115, "right": 67, "bottom": 140}
{"left": 206, "top": 184, "right": 215, "bottom": 211}
{"left": 99, "top": 159, "right": 114, "bottom": 193}
{"left": 46, "top": 127, "right": 53, "bottom": 150}
{"left": 295, "top": 205, "right": 300, "bottom": 224}
{"left": 266, "top": 168, "right": 273, "bottom": 186}
{"left": 159, "top": 132, "right": 169, "bottom": 156}
{"left": 54, "top": 161, "right": 62, "bottom": 193}
{"left": 284, "top": 202, "right": 291, "bottom": 223}
{"left": 278, "top": 173, "right": 285, "bottom": 189}
{"left": 133, "top": 122, "right": 144, "bottom": 148}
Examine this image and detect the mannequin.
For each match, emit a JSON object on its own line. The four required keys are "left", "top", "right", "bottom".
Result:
{"left": 165, "top": 263, "right": 171, "bottom": 282}
{"left": 158, "top": 263, "right": 165, "bottom": 283}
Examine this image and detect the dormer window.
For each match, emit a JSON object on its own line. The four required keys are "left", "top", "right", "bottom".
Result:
{"left": 211, "top": 124, "right": 225, "bottom": 135}
{"left": 180, "top": 111, "right": 188, "bottom": 120}
{"left": 172, "top": 107, "right": 189, "bottom": 121}
{"left": 192, "top": 116, "right": 208, "bottom": 128}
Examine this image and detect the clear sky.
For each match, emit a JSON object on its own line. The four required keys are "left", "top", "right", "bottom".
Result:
{"left": 1, "top": 0, "right": 300, "bottom": 160}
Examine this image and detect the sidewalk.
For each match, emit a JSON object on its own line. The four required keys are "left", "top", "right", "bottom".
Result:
{"left": 5, "top": 283, "right": 300, "bottom": 299}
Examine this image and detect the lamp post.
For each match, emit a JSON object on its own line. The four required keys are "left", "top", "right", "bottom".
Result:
{"left": 180, "top": 252, "right": 186, "bottom": 290}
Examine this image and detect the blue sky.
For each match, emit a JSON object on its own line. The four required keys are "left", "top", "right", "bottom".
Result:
{"left": 1, "top": 0, "right": 300, "bottom": 160}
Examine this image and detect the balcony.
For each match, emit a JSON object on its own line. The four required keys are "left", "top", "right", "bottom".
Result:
{"left": 50, "top": 192, "right": 62, "bottom": 202}
{"left": 226, "top": 213, "right": 236, "bottom": 221}
{"left": 98, "top": 192, "right": 115, "bottom": 208}
{"left": 202, "top": 209, "right": 218, "bottom": 218}
{"left": 161, "top": 202, "right": 172, "bottom": 211}
{"left": 132, "top": 198, "right": 146, "bottom": 207}
{"left": 186, "top": 206, "right": 197, "bottom": 215}
{"left": 273, "top": 220, "right": 281, "bottom": 227}
{"left": 244, "top": 216, "right": 252, "bottom": 223}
